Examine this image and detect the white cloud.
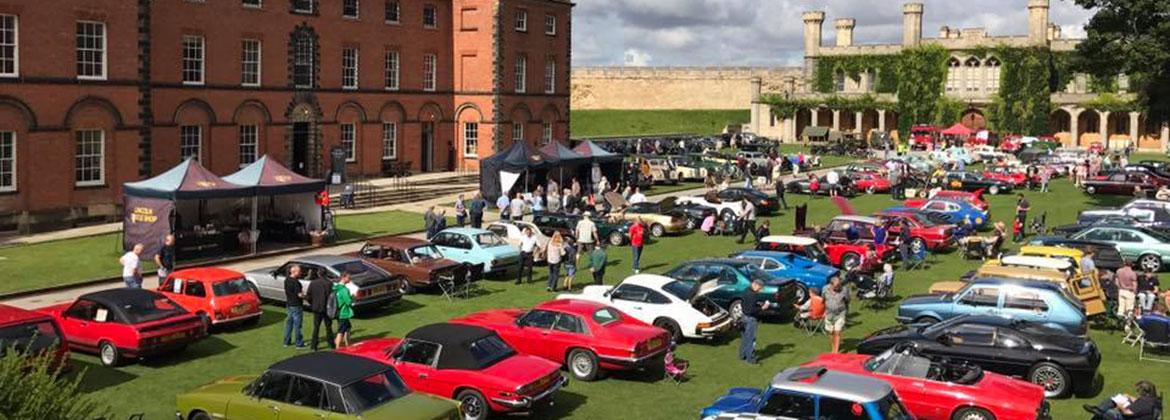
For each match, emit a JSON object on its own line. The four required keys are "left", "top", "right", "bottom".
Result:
{"left": 623, "top": 49, "right": 654, "bottom": 66}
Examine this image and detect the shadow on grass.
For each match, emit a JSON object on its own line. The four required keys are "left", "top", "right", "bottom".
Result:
{"left": 758, "top": 342, "right": 796, "bottom": 361}
{"left": 139, "top": 336, "right": 237, "bottom": 368}
{"left": 212, "top": 311, "right": 282, "bottom": 333}
{"left": 1079, "top": 373, "right": 1106, "bottom": 399}
{"left": 356, "top": 299, "right": 424, "bottom": 319}
{"left": 72, "top": 359, "right": 139, "bottom": 393}
{"left": 544, "top": 390, "right": 589, "bottom": 418}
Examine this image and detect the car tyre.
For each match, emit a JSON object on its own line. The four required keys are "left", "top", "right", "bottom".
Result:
{"left": 650, "top": 224, "right": 666, "bottom": 238}
{"left": 189, "top": 411, "right": 212, "bottom": 420}
{"left": 1028, "top": 361, "right": 1071, "bottom": 398}
{"left": 728, "top": 299, "right": 744, "bottom": 323}
{"left": 720, "top": 210, "right": 736, "bottom": 224}
{"left": 1139, "top": 254, "right": 1162, "bottom": 272}
{"left": 951, "top": 407, "right": 995, "bottom": 420}
{"left": 866, "top": 185, "right": 876, "bottom": 194}
{"left": 567, "top": 348, "right": 601, "bottom": 382}
{"left": 1085, "top": 185, "right": 1097, "bottom": 194}
{"left": 686, "top": 218, "right": 698, "bottom": 230}
{"left": 653, "top": 318, "right": 682, "bottom": 344}
{"left": 608, "top": 231, "right": 625, "bottom": 246}
{"left": 793, "top": 283, "right": 810, "bottom": 305}
{"left": 98, "top": 341, "right": 122, "bottom": 367}
{"left": 989, "top": 185, "right": 1001, "bottom": 195}
{"left": 456, "top": 389, "right": 490, "bottom": 420}
{"left": 197, "top": 311, "right": 212, "bottom": 332}
{"left": 841, "top": 252, "right": 861, "bottom": 271}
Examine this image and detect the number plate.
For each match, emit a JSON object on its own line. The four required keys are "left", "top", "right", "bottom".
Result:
{"left": 230, "top": 304, "right": 249, "bottom": 315}
{"left": 160, "top": 331, "right": 187, "bottom": 343}
{"left": 367, "top": 285, "right": 388, "bottom": 296}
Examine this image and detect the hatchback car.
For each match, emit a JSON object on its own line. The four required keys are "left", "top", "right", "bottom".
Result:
{"left": 897, "top": 278, "right": 1088, "bottom": 336}
{"left": 157, "top": 268, "right": 262, "bottom": 328}
{"left": 0, "top": 303, "right": 68, "bottom": 369}
{"left": 245, "top": 255, "right": 405, "bottom": 309}
{"left": 430, "top": 227, "right": 522, "bottom": 274}
{"left": 701, "top": 366, "right": 912, "bottom": 420}
{"left": 664, "top": 259, "right": 808, "bottom": 320}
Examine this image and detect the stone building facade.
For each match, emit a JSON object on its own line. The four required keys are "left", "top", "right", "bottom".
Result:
{"left": 748, "top": 0, "right": 1170, "bottom": 151}
{"left": 572, "top": 66, "right": 801, "bottom": 110}
{"left": 0, "top": 0, "right": 572, "bottom": 232}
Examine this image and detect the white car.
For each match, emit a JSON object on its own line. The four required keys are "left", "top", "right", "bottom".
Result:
{"left": 557, "top": 274, "right": 733, "bottom": 341}
{"left": 675, "top": 192, "right": 745, "bottom": 223}
{"left": 485, "top": 220, "right": 551, "bottom": 262}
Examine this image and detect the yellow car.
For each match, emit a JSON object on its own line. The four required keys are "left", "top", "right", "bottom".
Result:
{"left": 603, "top": 192, "right": 688, "bottom": 237}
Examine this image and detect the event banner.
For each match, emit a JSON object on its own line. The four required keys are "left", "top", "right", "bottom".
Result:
{"left": 123, "top": 196, "right": 174, "bottom": 258}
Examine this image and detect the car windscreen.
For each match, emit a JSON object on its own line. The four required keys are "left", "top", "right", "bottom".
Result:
{"left": 740, "top": 264, "right": 775, "bottom": 284}
{"left": 119, "top": 294, "right": 188, "bottom": 323}
{"left": 661, "top": 280, "right": 695, "bottom": 301}
{"left": 333, "top": 261, "right": 371, "bottom": 276}
{"left": 592, "top": 307, "right": 622, "bottom": 325}
{"left": 805, "top": 244, "right": 829, "bottom": 263}
{"left": 877, "top": 391, "right": 913, "bottom": 420}
{"left": 408, "top": 245, "right": 444, "bottom": 261}
{"left": 864, "top": 349, "right": 931, "bottom": 379}
{"left": 212, "top": 278, "right": 254, "bottom": 297}
{"left": 0, "top": 320, "right": 60, "bottom": 356}
{"left": 467, "top": 335, "right": 515, "bottom": 367}
{"left": 476, "top": 233, "right": 508, "bottom": 247}
{"left": 341, "top": 370, "right": 412, "bottom": 413}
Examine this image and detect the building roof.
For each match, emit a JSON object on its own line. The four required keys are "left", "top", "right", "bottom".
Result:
{"left": 269, "top": 352, "right": 393, "bottom": 386}
{"left": 769, "top": 366, "right": 893, "bottom": 403}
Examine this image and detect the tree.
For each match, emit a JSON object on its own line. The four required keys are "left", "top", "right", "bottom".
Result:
{"left": 0, "top": 347, "right": 111, "bottom": 419}
{"left": 1073, "top": 0, "right": 1170, "bottom": 125}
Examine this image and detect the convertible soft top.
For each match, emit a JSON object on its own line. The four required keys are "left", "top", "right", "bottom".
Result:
{"left": 406, "top": 323, "right": 511, "bottom": 370}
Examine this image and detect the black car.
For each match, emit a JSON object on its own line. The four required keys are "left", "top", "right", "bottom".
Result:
{"left": 784, "top": 175, "right": 859, "bottom": 196}
{"left": 716, "top": 187, "right": 779, "bottom": 215}
{"left": 664, "top": 199, "right": 716, "bottom": 230}
{"left": 532, "top": 213, "right": 631, "bottom": 246}
{"left": 857, "top": 314, "right": 1101, "bottom": 398}
{"left": 1026, "top": 237, "right": 1125, "bottom": 272}
{"left": 943, "top": 172, "right": 1013, "bottom": 195}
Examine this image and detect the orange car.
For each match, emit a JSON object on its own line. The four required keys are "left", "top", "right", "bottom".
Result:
{"left": 158, "top": 267, "right": 262, "bottom": 329}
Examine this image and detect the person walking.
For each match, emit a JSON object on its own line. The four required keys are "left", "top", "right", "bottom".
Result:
{"left": 306, "top": 272, "right": 335, "bottom": 351}
{"left": 154, "top": 234, "right": 176, "bottom": 279}
{"left": 282, "top": 265, "right": 305, "bottom": 348}
{"left": 629, "top": 218, "right": 646, "bottom": 274}
{"left": 469, "top": 193, "right": 486, "bottom": 228}
{"left": 575, "top": 212, "right": 599, "bottom": 252}
{"left": 588, "top": 243, "right": 607, "bottom": 285}
{"left": 454, "top": 194, "right": 467, "bottom": 226}
{"left": 563, "top": 240, "right": 578, "bottom": 291}
{"left": 823, "top": 277, "right": 850, "bottom": 353}
{"left": 1116, "top": 261, "right": 1139, "bottom": 319}
{"left": 119, "top": 243, "right": 145, "bottom": 288}
{"left": 808, "top": 173, "right": 820, "bottom": 198}
{"left": 496, "top": 193, "right": 510, "bottom": 220}
{"left": 737, "top": 198, "right": 757, "bottom": 244}
{"left": 517, "top": 227, "right": 538, "bottom": 285}
{"left": 546, "top": 232, "right": 566, "bottom": 292}
{"left": 738, "top": 280, "right": 772, "bottom": 364}
{"left": 333, "top": 273, "right": 355, "bottom": 349}
{"left": 1015, "top": 193, "right": 1031, "bottom": 228}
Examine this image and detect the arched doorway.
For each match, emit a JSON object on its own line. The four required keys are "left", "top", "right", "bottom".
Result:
{"left": 1049, "top": 109, "right": 1072, "bottom": 146}
{"left": 960, "top": 109, "right": 986, "bottom": 130}
{"left": 795, "top": 109, "right": 812, "bottom": 143}
{"left": 286, "top": 94, "right": 323, "bottom": 176}
{"left": 1077, "top": 111, "right": 1100, "bottom": 146}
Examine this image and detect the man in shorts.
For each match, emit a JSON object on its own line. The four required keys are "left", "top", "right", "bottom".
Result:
{"left": 822, "top": 276, "right": 850, "bottom": 353}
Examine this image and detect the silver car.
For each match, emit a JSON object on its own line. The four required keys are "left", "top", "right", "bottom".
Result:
{"left": 245, "top": 255, "right": 405, "bottom": 310}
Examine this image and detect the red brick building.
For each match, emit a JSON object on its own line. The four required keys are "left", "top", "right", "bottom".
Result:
{"left": 0, "top": 0, "right": 572, "bottom": 232}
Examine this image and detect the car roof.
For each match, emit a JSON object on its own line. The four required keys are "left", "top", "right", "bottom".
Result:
{"left": 769, "top": 366, "right": 893, "bottom": 403}
{"left": 967, "top": 277, "right": 1067, "bottom": 291}
{"left": 441, "top": 227, "right": 492, "bottom": 235}
{"left": 269, "top": 352, "right": 392, "bottom": 386}
{"left": 291, "top": 254, "right": 362, "bottom": 266}
{"left": 832, "top": 215, "right": 881, "bottom": 224}
{"left": 759, "top": 235, "right": 818, "bottom": 246}
{"left": 365, "top": 236, "right": 430, "bottom": 248}
{"left": 79, "top": 288, "right": 167, "bottom": 308}
{"left": 622, "top": 274, "right": 675, "bottom": 288}
{"left": 735, "top": 250, "right": 797, "bottom": 259}
{"left": 1017, "top": 245, "right": 1083, "bottom": 259}
{"left": 168, "top": 267, "right": 246, "bottom": 283}
{"left": 976, "top": 265, "right": 1068, "bottom": 282}
{"left": 999, "top": 255, "right": 1073, "bottom": 270}
{"left": 0, "top": 303, "right": 54, "bottom": 327}
{"left": 405, "top": 323, "right": 507, "bottom": 370}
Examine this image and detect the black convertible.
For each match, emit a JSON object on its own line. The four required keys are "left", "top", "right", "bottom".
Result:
{"left": 943, "top": 172, "right": 1014, "bottom": 195}
{"left": 856, "top": 314, "right": 1101, "bottom": 398}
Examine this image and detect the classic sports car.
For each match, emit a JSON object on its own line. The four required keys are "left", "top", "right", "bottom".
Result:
{"left": 852, "top": 172, "right": 892, "bottom": 194}
{"left": 451, "top": 299, "right": 670, "bottom": 381}
{"left": 340, "top": 323, "right": 565, "bottom": 420}
{"left": 664, "top": 259, "right": 809, "bottom": 320}
{"left": 38, "top": 288, "right": 206, "bottom": 366}
{"left": 605, "top": 194, "right": 689, "bottom": 237}
{"left": 670, "top": 200, "right": 718, "bottom": 230}
{"left": 756, "top": 234, "right": 882, "bottom": 272}
{"left": 982, "top": 166, "right": 1030, "bottom": 187}
{"left": 675, "top": 192, "right": 746, "bottom": 223}
{"left": 354, "top": 237, "right": 476, "bottom": 293}
{"left": 874, "top": 211, "right": 955, "bottom": 252}
{"left": 784, "top": 174, "right": 859, "bottom": 197}
{"left": 486, "top": 220, "right": 552, "bottom": 261}
{"left": 1082, "top": 171, "right": 1159, "bottom": 196}
{"left": 670, "top": 156, "right": 710, "bottom": 181}
{"left": 904, "top": 190, "right": 989, "bottom": 211}
{"left": 1026, "top": 237, "right": 1125, "bottom": 272}
{"left": 0, "top": 304, "right": 69, "bottom": 369}
{"left": 557, "top": 274, "right": 733, "bottom": 342}
{"left": 174, "top": 352, "right": 460, "bottom": 420}
{"left": 715, "top": 188, "right": 780, "bottom": 215}
{"left": 942, "top": 171, "right": 1013, "bottom": 195}
{"left": 858, "top": 315, "right": 1101, "bottom": 398}
{"left": 812, "top": 216, "right": 898, "bottom": 269}
{"left": 806, "top": 347, "right": 1048, "bottom": 420}
{"left": 896, "top": 278, "right": 1088, "bottom": 336}
{"left": 1066, "top": 224, "right": 1170, "bottom": 272}
{"left": 729, "top": 250, "right": 840, "bottom": 292}
{"left": 700, "top": 365, "right": 912, "bottom": 420}
{"left": 533, "top": 213, "right": 631, "bottom": 246}
{"left": 641, "top": 157, "right": 681, "bottom": 185}
{"left": 157, "top": 268, "right": 262, "bottom": 328}
{"left": 1076, "top": 204, "right": 1170, "bottom": 231}
{"left": 245, "top": 255, "right": 406, "bottom": 309}
{"left": 431, "top": 227, "right": 522, "bottom": 274}
{"left": 891, "top": 197, "right": 989, "bottom": 229}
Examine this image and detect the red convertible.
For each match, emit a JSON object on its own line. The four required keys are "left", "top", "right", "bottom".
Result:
{"left": 37, "top": 288, "right": 206, "bottom": 366}
{"left": 340, "top": 323, "right": 565, "bottom": 420}
{"left": 0, "top": 304, "right": 69, "bottom": 369}
{"left": 451, "top": 299, "right": 671, "bottom": 381}
{"left": 982, "top": 167, "right": 1029, "bottom": 187}
{"left": 806, "top": 347, "right": 1048, "bottom": 420}
{"left": 852, "top": 171, "right": 892, "bottom": 194}
{"left": 905, "top": 190, "right": 989, "bottom": 211}
{"left": 874, "top": 211, "right": 955, "bottom": 252}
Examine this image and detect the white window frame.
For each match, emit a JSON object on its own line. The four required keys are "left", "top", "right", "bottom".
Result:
{"left": 242, "top": 0, "right": 262, "bottom": 8}
{"left": 542, "top": 122, "right": 553, "bottom": 144}
{"left": 238, "top": 125, "right": 258, "bottom": 166}
{"left": 381, "top": 122, "right": 397, "bottom": 160}
{"left": 340, "top": 123, "right": 357, "bottom": 162}
{"left": 423, "top": 4, "right": 437, "bottom": 28}
{"left": 544, "top": 14, "right": 556, "bottom": 35}
{"left": 384, "top": 0, "right": 400, "bottom": 23}
{"left": 515, "top": 55, "right": 526, "bottom": 93}
{"left": 292, "top": 32, "right": 315, "bottom": 89}
{"left": 0, "top": 131, "right": 15, "bottom": 192}
{"left": 384, "top": 50, "right": 399, "bottom": 90}
{"left": 182, "top": 35, "right": 205, "bottom": 85}
{"left": 343, "top": 0, "right": 359, "bottom": 18}
{"left": 544, "top": 58, "right": 555, "bottom": 94}
{"left": 342, "top": 47, "right": 359, "bottom": 90}
{"left": 293, "top": 0, "right": 314, "bottom": 14}
{"left": 241, "top": 39, "right": 261, "bottom": 87}
{"left": 0, "top": 15, "right": 18, "bottom": 78}
{"left": 75, "top": 21, "right": 106, "bottom": 80}
{"left": 463, "top": 122, "right": 478, "bottom": 157}
{"left": 73, "top": 129, "right": 105, "bottom": 187}
{"left": 515, "top": 9, "right": 527, "bottom": 32}
{"left": 180, "top": 125, "right": 202, "bottom": 161}
{"left": 423, "top": 53, "right": 437, "bottom": 91}
{"left": 512, "top": 122, "right": 524, "bottom": 143}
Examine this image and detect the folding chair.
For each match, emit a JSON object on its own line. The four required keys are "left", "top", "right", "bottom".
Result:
{"left": 1139, "top": 318, "right": 1170, "bottom": 362}
{"left": 905, "top": 245, "right": 928, "bottom": 270}
{"left": 795, "top": 314, "right": 825, "bottom": 336}
{"left": 1123, "top": 316, "right": 1144, "bottom": 347}
{"left": 663, "top": 349, "right": 689, "bottom": 385}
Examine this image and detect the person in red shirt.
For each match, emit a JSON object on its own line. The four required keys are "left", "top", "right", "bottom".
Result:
{"left": 630, "top": 218, "right": 646, "bottom": 274}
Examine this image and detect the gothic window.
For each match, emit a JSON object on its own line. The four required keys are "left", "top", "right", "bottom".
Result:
{"left": 946, "top": 57, "right": 961, "bottom": 93}
{"left": 964, "top": 57, "right": 981, "bottom": 93}
{"left": 289, "top": 25, "right": 318, "bottom": 89}
{"left": 834, "top": 70, "right": 846, "bottom": 93}
{"left": 985, "top": 57, "right": 1001, "bottom": 93}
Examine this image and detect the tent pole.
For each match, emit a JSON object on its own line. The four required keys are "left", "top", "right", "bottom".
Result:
{"left": 251, "top": 196, "right": 258, "bottom": 254}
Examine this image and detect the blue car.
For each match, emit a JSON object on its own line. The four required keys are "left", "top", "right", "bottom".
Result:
{"left": 894, "top": 197, "right": 989, "bottom": 229}
{"left": 896, "top": 277, "right": 1087, "bottom": 335}
{"left": 429, "top": 227, "right": 520, "bottom": 274}
{"left": 701, "top": 365, "right": 911, "bottom": 420}
{"left": 729, "top": 250, "right": 840, "bottom": 292}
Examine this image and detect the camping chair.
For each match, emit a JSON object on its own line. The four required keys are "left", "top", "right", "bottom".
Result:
{"left": 960, "top": 237, "right": 985, "bottom": 260}
{"left": 795, "top": 312, "right": 825, "bottom": 336}
{"left": 1030, "top": 211, "right": 1048, "bottom": 236}
{"left": 663, "top": 348, "right": 690, "bottom": 384}
{"left": 905, "top": 244, "right": 928, "bottom": 270}
{"left": 1138, "top": 317, "right": 1170, "bottom": 363}
{"left": 1124, "top": 316, "right": 1144, "bottom": 346}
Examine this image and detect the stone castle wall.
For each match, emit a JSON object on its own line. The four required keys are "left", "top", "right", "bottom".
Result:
{"left": 571, "top": 66, "right": 801, "bottom": 110}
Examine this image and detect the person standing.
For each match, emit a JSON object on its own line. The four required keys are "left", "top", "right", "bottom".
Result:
{"left": 306, "top": 272, "right": 335, "bottom": 351}
{"left": 119, "top": 244, "right": 144, "bottom": 289}
{"left": 517, "top": 227, "right": 538, "bottom": 285}
{"left": 628, "top": 187, "right": 646, "bottom": 205}
{"left": 738, "top": 280, "right": 772, "bottom": 364}
{"left": 563, "top": 240, "right": 578, "bottom": 291}
{"left": 468, "top": 193, "right": 486, "bottom": 228}
{"left": 282, "top": 265, "right": 306, "bottom": 348}
{"left": 1039, "top": 168, "right": 1051, "bottom": 193}
{"left": 154, "top": 234, "right": 176, "bottom": 279}
{"left": 629, "top": 219, "right": 646, "bottom": 274}
{"left": 1080, "top": 250, "right": 1098, "bottom": 288}
{"left": 575, "top": 212, "right": 599, "bottom": 252}
{"left": 496, "top": 193, "right": 510, "bottom": 220}
{"left": 423, "top": 206, "right": 438, "bottom": 240}
{"left": 1015, "top": 193, "right": 1031, "bottom": 228}
{"left": 546, "top": 189, "right": 562, "bottom": 214}
{"left": 774, "top": 176, "right": 788, "bottom": 211}
{"left": 454, "top": 194, "right": 467, "bottom": 226}
{"left": 898, "top": 219, "right": 913, "bottom": 267}
{"left": 1116, "top": 261, "right": 1139, "bottom": 319}
{"left": 332, "top": 273, "right": 355, "bottom": 349}
{"left": 737, "top": 198, "right": 757, "bottom": 243}
{"left": 826, "top": 169, "right": 840, "bottom": 198}
{"left": 823, "top": 277, "right": 850, "bottom": 353}
{"left": 889, "top": 164, "right": 902, "bottom": 200}
{"left": 588, "top": 243, "right": 607, "bottom": 285}
{"left": 546, "top": 232, "right": 565, "bottom": 292}
{"left": 510, "top": 192, "right": 527, "bottom": 221}
{"left": 808, "top": 173, "right": 820, "bottom": 198}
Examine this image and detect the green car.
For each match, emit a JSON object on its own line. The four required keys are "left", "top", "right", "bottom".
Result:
{"left": 663, "top": 258, "right": 808, "bottom": 321}
{"left": 176, "top": 352, "right": 460, "bottom": 420}
{"left": 1068, "top": 225, "right": 1170, "bottom": 272}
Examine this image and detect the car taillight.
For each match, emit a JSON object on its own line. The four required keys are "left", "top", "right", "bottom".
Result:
{"left": 357, "top": 289, "right": 369, "bottom": 298}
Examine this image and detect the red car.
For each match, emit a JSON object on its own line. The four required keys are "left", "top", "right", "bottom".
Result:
{"left": 874, "top": 211, "right": 955, "bottom": 252}
{"left": 811, "top": 216, "right": 898, "bottom": 271}
{"left": 851, "top": 171, "right": 892, "bottom": 194}
{"left": 999, "top": 136, "right": 1022, "bottom": 152}
{"left": 157, "top": 268, "right": 262, "bottom": 328}
{"left": 451, "top": 299, "right": 671, "bottom": 381}
{"left": 0, "top": 303, "right": 69, "bottom": 369}
{"left": 340, "top": 323, "right": 565, "bottom": 420}
{"left": 806, "top": 348, "right": 1048, "bottom": 420}
{"left": 982, "top": 167, "right": 1028, "bottom": 187}
{"left": 38, "top": 288, "right": 206, "bottom": 366}
{"left": 1088, "top": 141, "right": 1105, "bottom": 155}
{"left": 910, "top": 125, "right": 940, "bottom": 150}
{"left": 904, "top": 190, "right": 989, "bottom": 211}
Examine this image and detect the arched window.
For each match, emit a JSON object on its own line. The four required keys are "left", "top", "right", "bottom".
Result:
{"left": 289, "top": 25, "right": 318, "bottom": 89}
{"left": 964, "top": 57, "right": 981, "bottom": 93}
{"left": 985, "top": 57, "right": 1001, "bottom": 92}
{"left": 834, "top": 70, "right": 846, "bottom": 93}
{"left": 946, "top": 57, "right": 961, "bottom": 93}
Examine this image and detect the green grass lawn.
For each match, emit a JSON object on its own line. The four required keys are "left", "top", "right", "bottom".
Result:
{"left": 0, "top": 210, "right": 425, "bottom": 296}
{"left": 70, "top": 177, "right": 1168, "bottom": 420}
{"left": 571, "top": 109, "right": 749, "bottom": 138}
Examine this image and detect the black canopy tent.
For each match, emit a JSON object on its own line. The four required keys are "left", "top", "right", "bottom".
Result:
{"left": 538, "top": 141, "right": 589, "bottom": 188}
{"left": 571, "top": 140, "right": 624, "bottom": 189}
{"left": 479, "top": 142, "right": 550, "bottom": 201}
{"left": 222, "top": 155, "right": 327, "bottom": 253}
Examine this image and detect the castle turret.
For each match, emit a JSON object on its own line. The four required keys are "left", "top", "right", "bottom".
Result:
{"left": 1028, "top": 0, "right": 1050, "bottom": 44}
{"left": 902, "top": 3, "right": 923, "bottom": 46}
{"left": 835, "top": 18, "right": 855, "bottom": 47}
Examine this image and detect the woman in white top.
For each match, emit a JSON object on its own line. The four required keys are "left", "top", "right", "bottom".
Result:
{"left": 546, "top": 232, "right": 566, "bottom": 292}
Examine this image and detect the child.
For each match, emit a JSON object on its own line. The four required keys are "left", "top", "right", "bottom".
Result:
{"left": 562, "top": 240, "right": 578, "bottom": 291}
{"left": 1012, "top": 217, "right": 1023, "bottom": 242}
{"left": 701, "top": 213, "right": 716, "bottom": 236}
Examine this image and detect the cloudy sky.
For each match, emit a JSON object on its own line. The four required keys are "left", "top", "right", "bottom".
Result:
{"left": 571, "top": 0, "right": 1095, "bottom": 67}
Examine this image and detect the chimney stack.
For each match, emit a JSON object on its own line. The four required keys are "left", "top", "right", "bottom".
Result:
{"left": 835, "top": 18, "right": 855, "bottom": 47}
{"left": 803, "top": 11, "right": 826, "bottom": 57}
{"left": 1028, "top": 0, "right": 1050, "bottom": 44}
{"left": 902, "top": 3, "right": 923, "bottom": 46}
